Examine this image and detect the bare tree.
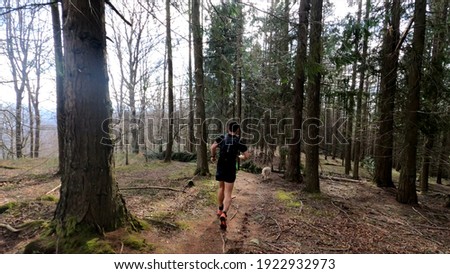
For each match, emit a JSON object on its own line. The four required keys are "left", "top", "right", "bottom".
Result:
{"left": 109, "top": 1, "right": 156, "bottom": 155}
{"left": 4, "top": 0, "right": 36, "bottom": 158}
{"left": 164, "top": 0, "right": 174, "bottom": 162}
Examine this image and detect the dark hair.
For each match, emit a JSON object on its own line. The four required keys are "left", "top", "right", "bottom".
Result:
{"left": 228, "top": 121, "right": 240, "bottom": 133}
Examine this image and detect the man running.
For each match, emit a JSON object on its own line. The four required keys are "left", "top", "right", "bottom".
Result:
{"left": 210, "top": 121, "right": 250, "bottom": 230}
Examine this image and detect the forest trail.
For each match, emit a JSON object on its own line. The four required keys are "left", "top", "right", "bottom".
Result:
{"left": 137, "top": 170, "right": 275, "bottom": 254}
{"left": 173, "top": 171, "right": 269, "bottom": 254}
{"left": 1, "top": 156, "right": 450, "bottom": 254}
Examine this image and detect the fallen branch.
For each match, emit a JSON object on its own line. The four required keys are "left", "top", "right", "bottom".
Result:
{"left": 0, "top": 223, "right": 21, "bottom": 233}
{"left": 144, "top": 217, "right": 178, "bottom": 229}
{"left": 46, "top": 184, "right": 61, "bottom": 195}
{"left": 317, "top": 245, "right": 351, "bottom": 252}
{"left": 269, "top": 216, "right": 282, "bottom": 241}
{"left": 0, "top": 165, "right": 18, "bottom": 170}
{"left": 412, "top": 207, "right": 436, "bottom": 226}
{"left": 331, "top": 201, "right": 355, "bottom": 223}
{"left": 120, "top": 186, "right": 185, "bottom": 193}
{"left": 320, "top": 175, "right": 364, "bottom": 184}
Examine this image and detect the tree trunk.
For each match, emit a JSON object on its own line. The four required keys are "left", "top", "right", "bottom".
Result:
{"left": 374, "top": 0, "right": 401, "bottom": 188}
{"left": 397, "top": 0, "right": 426, "bottom": 204}
{"left": 419, "top": 136, "right": 433, "bottom": 192}
{"left": 353, "top": 0, "right": 369, "bottom": 179}
{"left": 345, "top": 62, "right": 356, "bottom": 175}
{"left": 436, "top": 132, "right": 448, "bottom": 185}
{"left": 234, "top": 0, "right": 243, "bottom": 121}
{"left": 5, "top": 4, "right": 26, "bottom": 159}
{"left": 187, "top": 0, "right": 195, "bottom": 153}
{"left": 28, "top": 93, "right": 34, "bottom": 158}
{"left": 431, "top": 0, "right": 449, "bottom": 186}
{"left": 304, "top": 0, "right": 323, "bottom": 193}
{"left": 164, "top": 0, "right": 174, "bottom": 162}
{"left": 55, "top": 0, "right": 129, "bottom": 234}
{"left": 285, "top": 0, "right": 309, "bottom": 182}
{"left": 193, "top": 0, "right": 209, "bottom": 175}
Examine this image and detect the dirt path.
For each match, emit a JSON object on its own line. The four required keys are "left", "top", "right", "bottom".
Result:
{"left": 174, "top": 171, "right": 267, "bottom": 254}
{"left": 138, "top": 171, "right": 268, "bottom": 254}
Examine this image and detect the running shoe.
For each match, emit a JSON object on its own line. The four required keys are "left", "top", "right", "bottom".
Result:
{"left": 219, "top": 212, "right": 227, "bottom": 230}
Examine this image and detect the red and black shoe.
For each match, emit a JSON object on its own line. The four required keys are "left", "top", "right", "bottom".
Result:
{"left": 219, "top": 212, "right": 227, "bottom": 230}
{"left": 216, "top": 209, "right": 223, "bottom": 218}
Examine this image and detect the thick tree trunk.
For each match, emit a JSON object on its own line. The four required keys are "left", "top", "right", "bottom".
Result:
{"left": 374, "top": 0, "right": 401, "bottom": 188}
{"left": 285, "top": 0, "right": 309, "bottom": 183}
{"left": 304, "top": 0, "right": 323, "bottom": 193}
{"left": 397, "top": 0, "right": 426, "bottom": 204}
{"left": 193, "top": 0, "right": 209, "bottom": 175}
{"left": 55, "top": 0, "right": 129, "bottom": 233}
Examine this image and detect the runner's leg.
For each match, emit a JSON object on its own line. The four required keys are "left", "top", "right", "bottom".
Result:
{"left": 223, "top": 182, "right": 234, "bottom": 214}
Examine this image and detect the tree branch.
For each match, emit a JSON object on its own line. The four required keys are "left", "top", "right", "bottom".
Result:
{"left": 0, "top": 1, "right": 58, "bottom": 16}
{"left": 395, "top": 16, "right": 415, "bottom": 54}
{"left": 105, "top": 0, "right": 132, "bottom": 27}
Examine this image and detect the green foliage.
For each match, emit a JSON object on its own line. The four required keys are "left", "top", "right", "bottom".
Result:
{"left": 123, "top": 234, "right": 155, "bottom": 252}
{"left": 275, "top": 191, "right": 302, "bottom": 208}
{"left": 361, "top": 157, "right": 375, "bottom": 177}
{"left": 143, "top": 151, "right": 196, "bottom": 162}
{"left": 84, "top": 238, "right": 115, "bottom": 254}
{"left": 240, "top": 160, "right": 262, "bottom": 174}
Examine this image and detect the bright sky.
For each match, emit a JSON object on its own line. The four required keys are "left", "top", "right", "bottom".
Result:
{"left": 0, "top": 0, "right": 356, "bottom": 112}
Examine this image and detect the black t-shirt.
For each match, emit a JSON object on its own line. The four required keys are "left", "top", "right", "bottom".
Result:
{"left": 215, "top": 134, "right": 247, "bottom": 167}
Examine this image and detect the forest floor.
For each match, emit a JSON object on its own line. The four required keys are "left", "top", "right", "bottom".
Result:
{"left": 0, "top": 154, "right": 449, "bottom": 254}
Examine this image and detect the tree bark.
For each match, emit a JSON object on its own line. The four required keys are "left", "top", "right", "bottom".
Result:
{"left": 353, "top": 0, "right": 369, "bottom": 179}
{"left": 436, "top": 132, "right": 448, "bottom": 185}
{"left": 397, "top": 0, "right": 426, "bottom": 204}
{"left": 285, "top": 0, "right": 309, "bottom": 183}
{"left": 193, "top": 0, "right": 209, "bottom": 175}
{"left": 55, "top": 0, "right": 129, "bottom": 233}
{"left": 304, "top": 0, "right": 323, "bottom": 193}
{"left": 373, "top": 0, "right": 401, "bottom": 188}
{"left": 164, "top": 0, "right": 174, "bottom": 162}
{"left": 187, "top": 0, "right": 195, "bottom": 153}
{"left": 419, "top": 136, "right": 433, "bottom": 192}
{"left": 234, "top": 0, "right": 243, "bottom": 121}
